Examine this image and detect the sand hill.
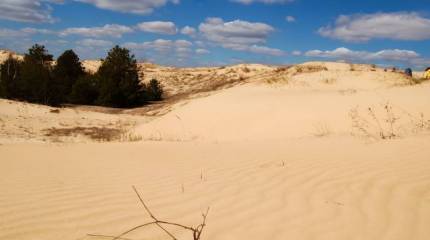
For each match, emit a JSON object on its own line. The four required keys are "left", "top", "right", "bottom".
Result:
{"left": 1, "top": 60, "right": 430, "bottom": 240}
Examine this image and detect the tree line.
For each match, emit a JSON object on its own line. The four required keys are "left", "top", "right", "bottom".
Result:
{"left": 0, "top": 44, "right": 163, "bottom": 108}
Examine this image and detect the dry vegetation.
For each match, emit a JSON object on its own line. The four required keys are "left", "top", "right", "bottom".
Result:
{"left": 88, "top": 186, "right": 209, "bottom": 240}
{"left": 349, "top": 102, "right": 430, "bottom": 140}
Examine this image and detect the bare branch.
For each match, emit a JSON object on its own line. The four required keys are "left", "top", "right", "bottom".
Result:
{"left": 88, "top": 186, "right": 210, "bottom": 240}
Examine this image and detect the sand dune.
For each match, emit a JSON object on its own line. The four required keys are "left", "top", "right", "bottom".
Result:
{"left": 1, "top": 61, "right": 430, "bottom": 240}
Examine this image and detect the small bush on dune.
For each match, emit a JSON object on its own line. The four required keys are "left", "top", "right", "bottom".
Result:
{"left": 145, "top": 79, "right": 164, "bottom": 101}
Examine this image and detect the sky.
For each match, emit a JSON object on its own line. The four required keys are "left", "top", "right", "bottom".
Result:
{"left": 0, "top": 0, "right": 429, "bottom": 69}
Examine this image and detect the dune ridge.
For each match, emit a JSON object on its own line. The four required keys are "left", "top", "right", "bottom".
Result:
{"left": 1, "top": 59, "right": 430, "bottom": 240}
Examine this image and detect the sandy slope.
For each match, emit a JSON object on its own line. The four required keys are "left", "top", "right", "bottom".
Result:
{"left": 1, "top": 62, "right": 430, "bottom": 240}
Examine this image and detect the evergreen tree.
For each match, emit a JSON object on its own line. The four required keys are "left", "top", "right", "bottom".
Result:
{"left": 20, "top": 44, "right": 54, "bottom": 104}
{"left": 53, "top": 49, "right": 85, "bottom": 102}
{"left": 96, "top": 45, "right": 144, "bottom": 107}
{"left": 69, "top": 74, "right": 99, "bottom": 105}
{"left": 0, "top": 56, "right": 22, "bottom": 99}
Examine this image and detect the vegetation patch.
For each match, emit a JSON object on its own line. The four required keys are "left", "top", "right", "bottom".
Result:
{"left": 294, "top": 65, "right": 328, "bottom": 75}
{"left": 43, "top": 126, "right": 123, "bottom": 142}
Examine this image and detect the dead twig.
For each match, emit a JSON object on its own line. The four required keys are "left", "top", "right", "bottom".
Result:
{"left": 89, "top": 186, "right": 210, "bottom": 240}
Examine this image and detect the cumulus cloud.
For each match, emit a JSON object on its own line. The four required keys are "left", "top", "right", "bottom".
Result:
{"left": 319, "top": 12, "right": 430, "bottom": 42}
{"left": 76, "top": 0, "right": 179, "bottom": 15}
{"left": 76, "top": 38, "right": 113, "bottom": 47}
{"left": 196, "top": 48, "right": 210, "bottom": 54}
{"left": 0, "top": 0, "right": 62, "bottom": 23}
{"left": 305, "top": 47, "right": 420, "bottom": 62}
{"left": 137, "top": 21, "right": 177, "bottom": 35}
{"left": 247, "top": 45, "right": 284, "bottom": 56}
{"left": 60, "top": 24, "right": 134, "bottom": 38}
{"left": 198, "top": 17, "right": 283, "bottom": 55}
{"left": 123, "top": 39, "right": 192, "bottom": 53}
{"left": 291, "top": 50, "right": 302, "bottom": 56}
{"left": 286, "top": 16, "right": 296, "bottom": 22}
{"left": 180, "top": 26, "right": 196, "bottom": 36}
{"left": 231, "top": 0, "right": 294, "bottom": 4}
{"left": 0, "top": 27, "right": 54, "bottom": 39}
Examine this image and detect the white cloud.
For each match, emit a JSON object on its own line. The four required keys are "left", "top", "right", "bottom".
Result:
{"left": 0, "top": 27, "right": 54, "bottom": 39}
{"left": 319, "top": 12, "right": 430, "bottom": 42}
{"left": 286, "top": 16, "right": 296, "bottom": 22}
{"left": 305, "top": 47, "right": 420, "bottom": 62}
{"left": 199, "top": 17, "right": 274, "bottom": 47}
{"left": 76, "top": 38, "right": 113, "bottom": 47}
{"left": 21, "top": 28, "right": 56, "bottom": 35}
{"left": 247, "top": 45, "right": 284, "bottom": 56}
{"left": 196, "top": 48, "right": 210, "bottom": 54}
{"left": 231, "top": 0, "right": 294, "bottom": 4}
{"left": 198, "top": 17, "right": 283, "bottom": 55}
{"left": 0, "top": 28, "right": 29, "bottom": 39}
{"left": 60, "top": 24, "right": 134, "bottom": 38}
{"left": 137, "top": 21, "right": 177, "bottom": 35}
{"left": 180, "top": 26, "right": 196, "bottom": 36}
{"left": 123, "top": 39, "right": 192, "bottom": 53}
{"left": 0, "top": 0, "right": 62, "bottom": 23}
{"left": 292, "top": 50, "right": 301, "bottom": 56}
{"left": 76, "top": 0, "right": 179, "bottom": 15}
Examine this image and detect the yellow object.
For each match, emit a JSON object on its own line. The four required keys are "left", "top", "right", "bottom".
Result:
{"left": 425, "top": 70, "right": 430, "bottom": 79}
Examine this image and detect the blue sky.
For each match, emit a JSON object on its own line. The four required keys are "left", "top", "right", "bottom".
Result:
{"left": 0, "top": 0, "right": 429, "bottom": 69}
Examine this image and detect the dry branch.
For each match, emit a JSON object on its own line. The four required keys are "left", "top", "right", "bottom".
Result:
{"left": 88, "top": 186, "right": 209, "bottom": 240}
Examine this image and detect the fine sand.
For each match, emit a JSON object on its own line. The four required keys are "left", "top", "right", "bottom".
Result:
{"left": 1, "top": 62, "right": 430, "bottom": 240}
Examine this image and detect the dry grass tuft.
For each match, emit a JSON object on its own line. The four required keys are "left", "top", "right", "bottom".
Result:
{"left": 349, "top": 102, "right": 430, "bottom": 140}
{"left": 294, "top": 65, "right": 328, "bottom": 75}
{"left": 44, "top": 127, "right": 123, "bottom": 142}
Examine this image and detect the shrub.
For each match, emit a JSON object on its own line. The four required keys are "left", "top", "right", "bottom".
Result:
{"left": 146, "top": 79, "right": 163, "bottom": 101}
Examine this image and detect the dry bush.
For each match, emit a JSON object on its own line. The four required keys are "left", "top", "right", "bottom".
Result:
{"left": 274, "top": 66, "right": 291, "bottom": 73}
{"left": 242, "top": 66, "right": 250, "bottom": 73}
{"left": 44, "top": 127, "right": 123, "bottom": 141}
{"left": 43, "top": 126, "right": 142, "bottom": 142}
{"left": 339, "top": 89, "right": 357, "bottom": 95}
{"left": 312, "top": 122, "right": 332, "bottom": 137}
{"left": 411, "top": 78, "right": 429, "bottom": 85}
{"left": 88, "top": 186, "right": 210, "bottom": 240}
{"left": 321, "top": 78, "right": 336, "bottom": 85}
{"left": 349, "top": 64, "right": 355, "bottom": 71}
{"left": 349, "top": 102, "right": 430, "bottom": 140}
{"left": 294, "top": 65, "right": 328, "bottom": 75}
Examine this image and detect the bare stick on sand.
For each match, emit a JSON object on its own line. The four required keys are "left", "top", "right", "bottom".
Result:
{"left": 88, "top": 186, "right": 210, "bottom": 240}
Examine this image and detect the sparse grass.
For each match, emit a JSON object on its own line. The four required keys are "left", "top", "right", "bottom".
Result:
{"left": 349, "top": 102, "right": 430, "bottom": 140}
{"left": 294, "top": 65, "right": 328, "bottom": 75}
{"left": 312, "top": 122, "right": 332, "bottom": 137}
{"left": 44, "top": 126, "right": 123, "bottom": 141}
{"left": 411, "top": 77, "right": 429, "bottom": 85}
{"left": 43, "top": 126, "right": 142, "bottom": 142}
{"left": 321, "top": 78, "right": 336, "bottom": 85}
{"left": 242, "top": 66, "right": 250, "bottom": 73}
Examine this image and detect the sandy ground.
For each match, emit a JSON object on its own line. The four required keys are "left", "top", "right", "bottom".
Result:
{"left": 1, "top": 62, "right": 430, "bottom": 240}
